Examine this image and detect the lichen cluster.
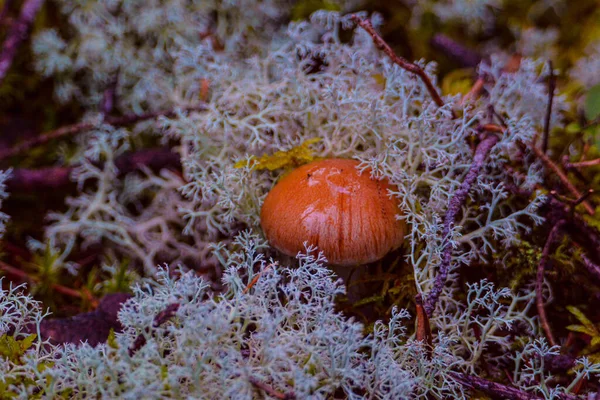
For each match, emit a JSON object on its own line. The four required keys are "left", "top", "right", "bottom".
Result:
{"left": 1, "top": 0, "right": 600, "bottom": 398}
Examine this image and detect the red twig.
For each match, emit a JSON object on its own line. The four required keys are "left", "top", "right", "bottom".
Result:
{"left": 351, "top": 15, "right": 445, "bottom": 109}
{"left": 578, "top": 246, "right": 600, "bottom": 283}
{"left": 0, "top": 0, "right": 45, "bottom": 85}
{"left": 566, "top": 158, "right": 600, "bottom": 169}
{"left": 461, "top": 77, "right": 485, "bottom": 105}
{"left": 242, "top": 262, "right": 277, "bottom": 294}
{"left": 0, "top": 260, "right": 97, "bottom": 304}
{"left": 248, "top": 376, "right": 296, "bottom": 400}
{"left": 530, "top": 145, "right": 595, "bottom": 215}
{"left": 424, "top": 134, "right": 499, "bottom": 316}
{"left": 536, "top": 220, "right": 565, "bottom": 347}
{"left": 0, "top": 105, "right": 206, "bottom": 161}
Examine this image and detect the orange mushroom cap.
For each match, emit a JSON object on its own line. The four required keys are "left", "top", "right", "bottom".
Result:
{"left": 260, "top": 158, "right": 405, "bottom": 266}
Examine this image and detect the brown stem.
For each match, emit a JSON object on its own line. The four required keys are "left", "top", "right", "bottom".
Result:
{"left": 6, "top": 148, "right": 181, "bottom": 192}
{"left": 0, "top": 0, "right": 44, "bottom": 85}
{"left": 566, "top": 158, "right": 600, "bottom": 169}
{"left": 424, "top": 133, "right": 499, "bottom": 316}
{"left": 577, "top": 246, "right": 600, "bottom": 283}
{"left": 0, "top": 105, "right": 206, "bottom": 161}
{"left": 530, "top": 145, "right": 595, "bottom": 215}
{"left": 0, "top": 260, "right": 96, "bottom": 303}
{"left": 461, "top": 77, "right": 485, "bottom": 105}
{"left": 536, "top": 221, "right": 565, "bottom": 347}
{"left": 351, "top": 15, "right": 445, "bottom": 109}
{"left": 242, "top": 262, "right": 277, "bottom": 294}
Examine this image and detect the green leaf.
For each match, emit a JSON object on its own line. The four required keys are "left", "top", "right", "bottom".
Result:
{"left": 567, "top": 306, "right": 598, "bottom": 332}
{"left": 0, "top": 334, "right": 38, "bottom": 363}
{"left": 584, "top": 84, "right": 600, "bottom": 120}
{"left": 107, "top": 328, "right": 119, "bottom": 350}
{"left": 566, "top": 324, "right": 597, "bottom": 335}
{"left": 565, "top": 122, "right": 581, "bottom": 134}
{"left": 20, "top": 334, "right": 37, "bottom": 352}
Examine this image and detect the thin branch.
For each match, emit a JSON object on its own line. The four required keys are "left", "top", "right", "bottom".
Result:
{"left": 351, "top": 15, "right": 445, "bottom": 109}
{"left": 461, "top": 76, "right": 485, "bottom": 105}
{"left": 577, "top": 246, "right": 600, "bottom": 283}
{"left": 128, "top": 303, "right": 180, "bottom": 357}
{"left": 0, "top": 105, "right": 206, "bottom": 161}
{"left": 550, "top": 189, "right": 595, "bottom": 208}
{"left": 530, "top": 145, "right": 595, "bottom": 215}
{"left": 478, "top": 123, "right": 506, "bottom": 134}
{"left": 547, "top": 197, "right": 600, "bottom": 265}
{"left": 451, "top": 372, "right": 580, "bottom": 400}
{"left": 536, "top": 220, "right": 565, "bottom": 347}
{"left": 541, "top": 61, "right": 555, "bottom": 154}
{"left": 0, "top": 260, "right": 97, "bottom": 303}
{"left": 0, "top": 0, "right": 45, "bottom": 85}
{"left": 424, "top": 133, "right": 499, "bottom": 316}
{"left": 566, "top": 158, "right": 600, "bottom": 169}
{"left": 248, "top": 376, "right": 296, "bottom": 400}
{"left": 243, "top": 262, "right": 277, "bottom": 294}
{"left": 6, "top": 148, "right": 181, "bottom": 192}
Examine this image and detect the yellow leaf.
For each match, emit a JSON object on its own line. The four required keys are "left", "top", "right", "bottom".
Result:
{"left": 235, "top": 138, "right": 322, "bottom": 171}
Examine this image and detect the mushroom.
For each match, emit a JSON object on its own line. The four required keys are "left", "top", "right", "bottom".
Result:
{"left": 260, "top": 158, "right": 405, "bottom": 266}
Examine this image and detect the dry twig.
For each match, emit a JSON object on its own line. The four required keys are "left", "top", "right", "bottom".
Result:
{"left": 351, "top": 15, "right": 446, "bottom": 109}
{"left": 0, "top": 105, "right": 206, "bottom": 161}
{"left": 0, "top": 0, "right": 44, "bottom": 85}
{"left": 424, "top": 133, "right": 499, "bottom": 316}
{"left": 243, "top": 262, "right": 277, "bottom": 294}
{"left": 578, "top": 246, "right": 600, "bottom": 283}
{"left": 0, "top": 260, "right": 98, "bottom": 305}
{"left": 566, "top": 158, "right": 600, "bottom": 169}
{"left": 530, "top": 145, "right": 595, "bottom": 215}
{"left": 536, "top": 220, "right": 565, "bottom": 347}
{"left": 461, "top": 77, "right": 485, "bottom": 105}
{"left": 6, "top": 148, "right": 181, "bottom": 192}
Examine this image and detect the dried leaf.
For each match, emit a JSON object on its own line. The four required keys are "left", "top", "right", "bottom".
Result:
{"left": 234, "top": 138, "right": 322, "bottom": 171}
